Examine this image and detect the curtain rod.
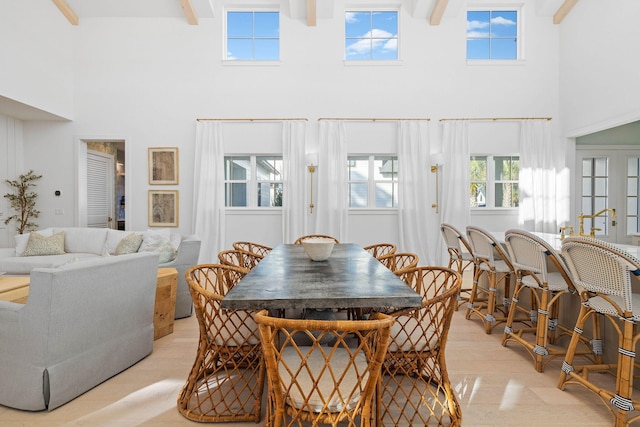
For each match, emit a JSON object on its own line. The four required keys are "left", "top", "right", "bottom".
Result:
{"left": 317, "top": 117, "right": 430, "bottom": 122}
{"left": 439, "top": 117, "right": 552, "bottom": 122}
{"left": 196, "top": 118, "right": 308, "bottom": 122}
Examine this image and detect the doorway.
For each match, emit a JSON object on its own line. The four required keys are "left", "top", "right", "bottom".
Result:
{"left": 575, "top": 148, "right": 640, "bottom": 244}
{"left": 76, "top": 138, "right": 127, "bottom": 230}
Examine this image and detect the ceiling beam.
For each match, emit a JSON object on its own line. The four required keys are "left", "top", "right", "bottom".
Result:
{"left": 179, "top": 0, "right": 199, "bottom": 25}
{"left": 429, "top": 0, "right": 449, "bottom": 26}
{"left": 51, "top": 0, "right": 79, "bottom": 25}
{"left": 307, "top": 0, "right": 317, "bottom": 26}
{"left": 553, "top": 0, "right": 579, "bottom": 24}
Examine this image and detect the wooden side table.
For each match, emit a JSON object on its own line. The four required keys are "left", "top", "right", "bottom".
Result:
{"left": 155, "top": 268, "right": 178, "bottom": 340}
{"left": 0, "top": 276, "right": 30, "bottom": 304}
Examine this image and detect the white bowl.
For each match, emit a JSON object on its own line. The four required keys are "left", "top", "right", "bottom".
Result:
{"left": 301, "top": 238, "right": 335, "bottom": 261}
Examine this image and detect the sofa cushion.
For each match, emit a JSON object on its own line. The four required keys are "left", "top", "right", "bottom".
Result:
{"left": 53, "top": 227, "right": 108, "bottom": 255}
{"left": 15, "top": 228, "right": 54, "bottom": 256}
{"left": 156, "top": 243, "right": 177, "bottom": 263}
{"left": 21, "top": 231, "right": 66, "bottom": 257}
{"left": 105, "top": 229, "right": 135, "bottom": 255}
{"left": 115, "top": 233, "right": 143, "bottom": 255}
{"left": 139, "top": 229, "right": 171, "bottom": 252}
{"left": 0, "top": 253, "right": 99, "bottom": 274}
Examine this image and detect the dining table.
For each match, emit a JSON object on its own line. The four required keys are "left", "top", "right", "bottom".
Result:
{"left": 221, "top": 243, "right": 423, "bottom": 312}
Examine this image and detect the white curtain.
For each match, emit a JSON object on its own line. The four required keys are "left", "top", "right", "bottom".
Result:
{"left": 315, "top": 120, "right": 348, "bottom": 242}
{"left": 519, "top": 120, "right": 564, "bottom": 232}
{"left": 440, "top": 120, "right": 471, "bottom": 264}
{"left": 282, "top": 120, "right": 307, "bottom": 243}
{"left": 193, "top": 120, "right": 226, "bottom": 263}
{"left": 397, "top": 120, "right": 438, "bottom": 265}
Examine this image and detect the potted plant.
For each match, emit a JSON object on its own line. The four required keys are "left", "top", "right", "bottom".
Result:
{"left": 3, "top": 170, "right": 42, "bottom": 234}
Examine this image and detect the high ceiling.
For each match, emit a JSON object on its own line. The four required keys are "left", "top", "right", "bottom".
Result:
{"left": 52, "top": 0, "right": 579, "bottom": 27}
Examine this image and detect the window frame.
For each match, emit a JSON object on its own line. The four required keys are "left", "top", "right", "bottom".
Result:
{"left": 470, "top": 154, "right": 520, "bottom": 210}
{"left": 344, "top": 8, "right": 400, "bottom": 63}
{"left": 224, "top": 154, "right": 284, "bottom": 209}
{"left": 348, "top": 154, "right": 399, "bottom": 209}
{"left": 223, "top": 8, "right": 281, "bottom": 65}
{"left": 466, "top": 6, "right": 523, "bottom": 63}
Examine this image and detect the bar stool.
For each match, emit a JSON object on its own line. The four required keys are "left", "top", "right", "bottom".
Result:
{"left": 466, "top": 226, "right": 529, "bottom": 334}
{"left": 502, "top": 229, "right": 601, "bottom": 372}
{"left": 440, "top": 223, "right": 474, "bottom": 310}
{"left": 559, "top": 236, "right": 640, "bottom": 427}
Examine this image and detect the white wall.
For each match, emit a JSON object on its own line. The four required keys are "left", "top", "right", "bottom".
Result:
{"left": 559, "top": 0, "right": 640, "bottom": 137}
{"left": 0, "top": 0, "right": 74, "bottom": 119}
{"left": 5, "top": 0, "right": 566, "bottom": 250}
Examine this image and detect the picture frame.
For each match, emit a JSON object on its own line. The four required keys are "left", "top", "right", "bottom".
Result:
{"left": 148, "top": 190, "right": 179, "bottom": 227}
{"left": 148, "top": 147, "right": 179, "bottom": 185}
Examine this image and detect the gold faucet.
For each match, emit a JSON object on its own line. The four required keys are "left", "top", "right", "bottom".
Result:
{"left": 578, "top": 208, "right": 617, "bottom": 237}
{"left": 559, "top": 226, "right": 574, "bottom": 240}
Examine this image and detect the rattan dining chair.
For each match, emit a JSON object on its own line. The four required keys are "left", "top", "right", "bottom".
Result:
{"left": 177, "top": 264, "right": 265, "bottom": 423}
{"left": 466, "top": 225, "right": 530, "bottom": 334}
{"left": 379, "top": 266, "right": 462, "bottom": 426}
{"left": 232, "top": 241, "right": 273, "bottom": 257}
{"left": 559, "top": 236, "right": 640, "bottom": 427}
{"left": 255, "top": 309, "right": 394, "bottom": 427}
{"left": 218, "top": 248, "right": 263, "bottom": 270}
{"left": 377, "top": 252, "right": 419, "bottom": 273}
{"left": 293, "top": 234, "right": 340, "bottom": 244}
{"left": 363, "top": 243, "right": 397, "bottom": 260}
{"left": 502, "top": 229, "right": 601, "bottom": 372}
{"left": 440, "top": 223, "right": 474, "bottom": 310}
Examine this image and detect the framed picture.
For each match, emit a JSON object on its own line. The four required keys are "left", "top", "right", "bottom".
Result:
{"left": 148, "top": 147, "right": 179, "bottom": 185}
{"left": 148, "top": 190, "right": 179, "bottom": 227}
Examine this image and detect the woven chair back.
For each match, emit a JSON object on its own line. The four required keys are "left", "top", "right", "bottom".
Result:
{"left": 562, "top": 236, "right": 640, "bottom": 313}
{"left": 363, "top": 243, "right": 397, "bottom": 259}
{"left": 466, "top": 225, "right": 513, "bottom": 270}
{"left": 232, "top": 241, "right": 273, "bottom": 257}
{"left": 255, "top": 310, "right": 393, "bottom": 427}
{"left": 380, "top": 266, "right": 462, "bottom": 426}
{"left": 218, "top": 249, "right": 263, "bottom": 270}
{"left": 377, "top": 252, "right": 419, "bottom": 273}
{"left": 177, "top": 264, "right": 264, "bottom": 423}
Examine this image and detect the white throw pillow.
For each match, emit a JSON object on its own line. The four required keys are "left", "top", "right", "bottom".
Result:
{"left": 115, "top": 233, "right": 144, "bottom": 255}
{"left": 138, "top": 229, "right": 171, "bottom": 253}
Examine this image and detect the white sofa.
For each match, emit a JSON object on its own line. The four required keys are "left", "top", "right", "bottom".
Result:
{"left": 0, "top": 227, "right": 201, "bottom": 319}
{"left": 0, "top": 252, "right": 159, "bottom": 411}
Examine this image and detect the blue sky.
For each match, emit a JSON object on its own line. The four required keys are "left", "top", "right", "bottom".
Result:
{"left": 467, "top": 11, "right": 517, "bottom": 60}
{"left": 345, "top": 11, "right": 398, "bottom": 60}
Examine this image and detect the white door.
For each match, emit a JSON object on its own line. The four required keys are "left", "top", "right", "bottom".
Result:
{"left": 87, "top": 150, "right": 115, "bottom": 229}
{"left": 576, "top": 148, "right": 640, "bottom": 244}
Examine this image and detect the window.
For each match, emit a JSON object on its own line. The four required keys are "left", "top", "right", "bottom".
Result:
{"left": 224, "top": 156, "right": 283, "bottom": 207}
{"left": 345, "top": 11, "right": 398, "bottom": 60}
{"left": 348, "top": 156, "right": 398, "bottom": 208}
{"left": 470, "top": 155, "right": 519, "bottom": 208}
{"left": 466, "top": 10, "right": 518, "bottom": 60}
{"left": 226, "top": 11, "right": 280, "bottom": 60}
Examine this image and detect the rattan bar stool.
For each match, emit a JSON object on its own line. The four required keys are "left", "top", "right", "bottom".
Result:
{"left": 559, "top": 236, "right": 640, "bottom": 427}
{"left": 378, "top": 266, "right": 462, "bottom": 426}
{"left": 363, "top": 243, "right": 397, "bottom": 260}
{"left": 440, "top": 223, "right": 474, "bottom": 310}
{"left": 232, "top": 241, "right": 273, "bottom": 257}
{"left": 177, "top": 264, "right": 265, "bottom": 423}
{"left": 466, "top": 226, "right": 529, "bottom": 334}
{"left": 502, "top": 229, "right": 602, "bottom": 372}
{"left": 255, "top": 310, "right": 393, "bottom": 427}
{"left": 293, "top": 234, "right": 340, "bottom": 244}
{"left": 218, "top": 248, "right": 263, "bottom": 270}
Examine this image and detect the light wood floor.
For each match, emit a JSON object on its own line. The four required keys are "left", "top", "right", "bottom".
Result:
{"left": 0, "top": 301, "right": 621, "bottom": 426}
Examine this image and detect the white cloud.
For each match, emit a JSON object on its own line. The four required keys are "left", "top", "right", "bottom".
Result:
{"left": 466, "top": 30, "right": 490, "bottom": 38}
{"left": 491, "top": 16, "right": 516, "bottom": 26}
{"left": 467, "top": 20, "right": 489, "bottom": 31}
{"left": 345, "top": 12, "right": 358, "bottom": 24}
{"left": 382, "top": 38, "right": 397, "bottom": 52}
